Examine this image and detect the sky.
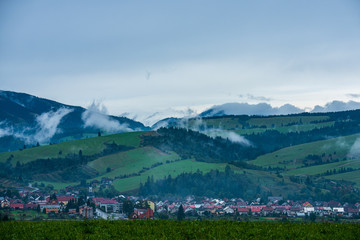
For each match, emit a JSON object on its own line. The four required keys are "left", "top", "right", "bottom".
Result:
{"left": 1, "top": 0, "right": 360, "bottom": 123}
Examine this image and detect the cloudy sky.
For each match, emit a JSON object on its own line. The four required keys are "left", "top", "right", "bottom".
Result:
{"left": 1, "top": 0, "right": 360, "bottom": 121}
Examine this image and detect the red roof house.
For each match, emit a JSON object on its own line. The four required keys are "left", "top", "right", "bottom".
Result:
{"left": 10, "top": 199, "right": 24, "bottom": 209}
{"left": 134, "top": 208, "right": 153, "bottom": 219}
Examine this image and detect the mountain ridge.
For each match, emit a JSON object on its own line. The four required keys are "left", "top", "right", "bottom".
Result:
{"left": 0, "top": 90, "right": 149, "bottom": 152}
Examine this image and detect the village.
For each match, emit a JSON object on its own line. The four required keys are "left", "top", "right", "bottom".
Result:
{"left": 1, "top": 183, "right": 360, "bottom": 222}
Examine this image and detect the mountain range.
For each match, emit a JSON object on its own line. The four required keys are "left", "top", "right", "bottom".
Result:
{"left": 1, "top": 90, "right": 360, "bottom": 152}
{"left": 2, "top": 90, "right": 360, "bottom": 202}
{"left": 0, "top": 90, "right": 149, "bottom": 152}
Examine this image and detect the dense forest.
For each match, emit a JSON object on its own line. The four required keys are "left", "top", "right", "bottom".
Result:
{"left": 139, "top": 166, "right": 262, "bottom": 199}
{"left": 139, "top": 166, "right": 360, "bottom": 203}
{"left": 142, "top": 127, "right": 258, "bottom": 162}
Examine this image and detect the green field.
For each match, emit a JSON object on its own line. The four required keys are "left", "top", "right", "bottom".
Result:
{"left": 88, "top": 146, "right": 180, "bottom": 176}
{"left": 112, "top": 159, "right": 227, "bottom": 192}
{"left": 250, "top": 134, "right": 360, "bottom": 168}
{"left": 1, "top": 221, "right": 359, "bottom": 240}
{"left": 325, "top": 170, "right": 360, "bottom": 187}
{"left": 247, "top": 134, "right": 360, "bottom": 186}
{"left": 3, "top": 210, "right": 47, "bottom": 221}
{"left": 31, "top": 181, "right": 75, "bottom": 190}
{"left": 284, "top": 159, "right": 360, "bottom": 176}
{"left": 0, "top": 131, "right": 144, "bottom": 165}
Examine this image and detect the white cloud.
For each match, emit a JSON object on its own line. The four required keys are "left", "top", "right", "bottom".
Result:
{"left": 33, "top": 107, "right": 73, "bottom": 143}
{"left": 206, "top": 129, "right": 252, "bottom": 146}
{"left": 0, "top": 108, "right": 73, "bottom": 144}
{"left": 349, "top": 138, "right": 360, "bottom": 157}
{"left": 82, "top": 101, "right": 132, "bottom": 132}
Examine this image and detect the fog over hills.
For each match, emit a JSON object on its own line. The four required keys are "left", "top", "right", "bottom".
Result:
{"left": 0, "top": 90, "right": 148, "bottom": 152}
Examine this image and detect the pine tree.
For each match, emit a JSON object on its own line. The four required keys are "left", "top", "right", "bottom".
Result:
{"left": 177, "top": 205, "right": 185, "bottom": 221}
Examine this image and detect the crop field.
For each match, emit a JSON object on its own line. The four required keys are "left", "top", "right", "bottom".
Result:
{"left": 1, "top": 220, "right": 359, "bottom": 240}
{"left": 112, "top": 159, "right": 227, "bottom": 192}
{"left": 249, "top": 134, "right": 360, "bottom": 168}
{"left": 0, "top": 131, "right": 144, "bottom": 166}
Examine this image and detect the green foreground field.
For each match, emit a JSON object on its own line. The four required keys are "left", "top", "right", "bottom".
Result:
{"left": 1, "top": 221, "right": 359, "bottom": 240}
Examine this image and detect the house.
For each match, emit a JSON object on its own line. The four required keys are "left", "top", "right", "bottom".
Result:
{"left": 262, "top": 206, "right": 274, "bottom": 216}
{"left": 1, "top": 199, "right": 10, "bottom": 208}
{"left": 156, "top": 206, "right": 167, "bottom": 214}
{"left": 237, "top": 207, "right": 249, "bottom": 215}
{"left": 304, "top": 207, "right": 315, "bottom": 213}
{"left": 147, "top": 200, "right": 155, "bottom": 212}
{"left": 346, "top": 208, "right": 359, "bottom": 217}
{"left": 168, "top": 205, "right": 178, "bottom": 214}
{"left": 24, "top": 202, "right": 38, "bottom": 210}
{"left": 10, "top": 199, "right": 24, "bottom": 210}
{"left": 224, "top": 206, "right": 235, "bottom": 214}
{"left": 328, "top": 201, "right": 341, "bottom": 208}
{"left": 92, "top": 198, "right": 121, "bottom": 213}
{"left": 302, "top": 202, "right": 313, "bottom": 208}
{"left": 184, "top": 207, "right": 196, "bottom": 215}
{"left": 248, "top": 205, "right": 265, "bottom": 215}
{"left": 289, "top": 207, "right": 302, "bottom": 216}
{"left": 80, "top": 206, "right": 94, "bottom": 219}
{"left": 133, "top": 208, "right": 153, "bottom": 219}
{"left": 41, "top": 204, "right": 60, "bottom": 214}
{"left": 333, "top": 207, "right": 344, "bottom": 213}
{"left": 46, "top": 196, "right": 76, "bottom": 206}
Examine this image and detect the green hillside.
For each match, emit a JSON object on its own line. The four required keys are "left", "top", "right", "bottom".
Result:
{"left": 2, "top": 110, "right": 360, "bottom": 200}
{"left": 112, "top": 159, "right": 228, "bottom": 192}
{"left": 250, "top": 134, "right": 360, "bottom": 168}
{"left": 249, "top": 134, "right": 360, "bottom": 186}
{"left": 187, "top": 115, "right": 332, "bottom": 134}
{"left": 0, "top": 131, "right": 144, "bottom": 165}
{"left": 325, "top": 170, "right": 360, "bottom": 187}
{"left": 89, "top": 147, "right": 181, "bottom": 177}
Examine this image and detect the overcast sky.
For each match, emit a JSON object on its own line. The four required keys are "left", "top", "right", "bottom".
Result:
{"left": 1, "top": 0, "right": 360, "bottom": 121}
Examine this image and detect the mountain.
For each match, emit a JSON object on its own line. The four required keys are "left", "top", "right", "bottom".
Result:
{"left": 199, "top": 101, "right": 360, "bottom": 118}
{"left": 200, "top": 102, "right": 305, "bottom": 117}
{"left": 0, "top": 90, "right": 149, "bottom": 152}
{"left": 2, "top": 109, "right": 360, "bottom": 202}
{"left": 312, "top": 100, "right": 360, "bottom": 113}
